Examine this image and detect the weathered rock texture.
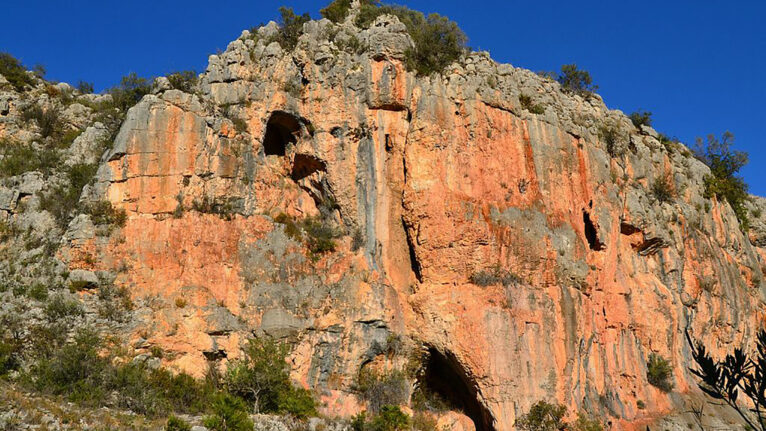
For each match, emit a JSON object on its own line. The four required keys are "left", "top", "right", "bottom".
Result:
{"left": 3, "top": 9, "right": 766, "bottom": 431}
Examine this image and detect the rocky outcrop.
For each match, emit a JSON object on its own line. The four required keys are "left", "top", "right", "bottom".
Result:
{"left": 2, "top": 8, "right": 765, "bottom": 431}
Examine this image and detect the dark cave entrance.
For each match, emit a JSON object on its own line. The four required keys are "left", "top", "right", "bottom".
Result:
{"left": 263, "top": 111, "right": 301, "bottom": 156}
{"left": 417, "top": 347, "right": 495, "bottom": 431}
{"left": 583, "top": 210, "right": 605, "bottom": 251}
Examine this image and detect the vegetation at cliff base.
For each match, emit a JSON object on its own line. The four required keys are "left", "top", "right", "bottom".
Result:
{"left": 693, "top": 131, "right": 751, "bottom": 230}
{"left": 515, "top": 400, "right": 604, "bottom": 431}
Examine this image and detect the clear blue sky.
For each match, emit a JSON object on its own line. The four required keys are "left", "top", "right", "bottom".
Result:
{"left": 2, "top": 1, "right": 764, "bottom": 195}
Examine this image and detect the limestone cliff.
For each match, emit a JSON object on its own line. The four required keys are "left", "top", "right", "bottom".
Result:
{"left": 2, "top": 7, "right": 766, "bottom": 431}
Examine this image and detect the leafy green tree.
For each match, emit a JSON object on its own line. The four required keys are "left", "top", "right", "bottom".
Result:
{"left": 629, "top": 110, "right": 653, "bottom": 128}
{"left": 203, "top": 393, "right": 254, "bottom": 431}
{"left": 687, "top": 329, "right": 766, "bottom": 431}
{"left": 693, "top": 131, "right": 750, "bottom": 230}
{"left": 557, "top": 64, "right": 598, "bottom": 96}
{"left": 225, "top": 337, "right": 317, "bottom": 417}
{"left": 515, "top": 400, "right": 567, "bottom": 431}
{"left": 109, "top": 72, "right": 152, "bottom": 111}
{"left": 276, "top": 7, "right": 311, "bottom": 51}
{"left": 355, "top": 3, "right": 466, "bottom": 76}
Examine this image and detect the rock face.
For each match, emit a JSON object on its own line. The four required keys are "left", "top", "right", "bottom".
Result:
{"left": 4, "top": 11, "right": 766, "bottom": 431}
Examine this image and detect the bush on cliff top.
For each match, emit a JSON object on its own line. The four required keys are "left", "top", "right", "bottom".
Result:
{"left": 355, "top": 3, "right": 467, "bottom": 76}
{"left": 321, "top": 0, "right": 380, "bottom": 23}
{"left": 275, "top": 7, "right": 312, "bottom": 51}
{"left": 0, "top": 52, "right": 35, "bottom": 91}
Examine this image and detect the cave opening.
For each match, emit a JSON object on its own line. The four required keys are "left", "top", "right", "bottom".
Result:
{"left": 417, "top": 347, "right": 495, "bottom": 431}
{"left": 263, "top": 111, "right": 301, "bottom": 156}
{"left": 291, "top": 154, "right": 326, "bottom": 181}
{"left": 583, "top": 210, "right": 605, "bottom": 251}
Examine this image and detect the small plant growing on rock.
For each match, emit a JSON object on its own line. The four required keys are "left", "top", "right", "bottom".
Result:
{"left": 0, "top": 52, "right": 35, "bottom": 91}
{"left": 629, "top": 110, "right": 653, "bottom": 129}
{"left": 651, "top": 173, "right": 675, "bottom": 204}
{"left": 166, "top": 70, "right": 198, "bottom": 93}
{"left": 203, "top": 393, "right": 254, "bottom": 431}
{"left": 646, "top": 353, "right": 673, "bottom": 392}
{"left": 469, "top": 266, "right": 521, "bottom": 287}
{"left": 598, "top": 124, "right": 624, "bottom": 158}
{"left": 166, "top": 415, "right": 192, "bottom": 431}
{"left": 519, "top": 94, "right": 545, "bottom": 115}
{"left": 556, "top": 64, "right": 598, "bottom": 97}
{"left": 694, "top": 131, "right": 750, "bottom": 230}
{"left": 77, "top": 80, "right": 94, "bottom": 94}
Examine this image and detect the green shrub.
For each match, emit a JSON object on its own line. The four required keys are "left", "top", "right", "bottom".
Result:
{"left": 357, "top": 368, "right": 409, "bottom": 414}
{"left": 0, "top": 337, "right": 22, "bottom": 377}
{"left": 371, "top": 406, "right": 409, "bottom": 431}
{"left": 321, "top": 0, "right": 353, "bottom": 23}
{"left": 651, "top": 174, "right": 675, "bottom": 204}
{"left": 166, "top": 415, "right": 192, "bottom": 431}
{"left": 598, "top": 124, "right": 623, "bottom": 158}
{"left": 0, "top": 52, "right": 34, "bottom": 91}
{"left": 629, "top": 110, "right": 652, "bottom": 129}
{"left": 27, "top": 283, "right": 48, "bottom": 301}
{"left": 275, "top": 7, "right": 312, "bottom": 51}
{"left": 356, "top": 4, "right": 466, "bottom": 76}
{"left": 77, "top": 80, "right": 94, "bottom": 94}
{"left": 39, "top": 162, "right": 98, "bottom": 226}
{"left": 225, "top": 337, "right": 317, "bottom": 417}
{"left": 97, "top": 284, "right": 133, "bottom": 321}
{"left": 44, "top": 294, "right": 85, "bottom": 321}
{"left": 647, "top": 353, "right": 673, "bottom": 392}
{"left": 411, "top": 412, "right": 438, "bottom": 431}
{"left": 515, "top": 401, "right": 568, "bottom": 431}
{"left": 167, "top": 70, "right": 198, "bottom": 93}
{"left": 469, "top": 266, "right": 521, "bottom": 287}
{"left": 556, "top": 64, "right": 598, "bottom": 97}
{"left": 29, "top": 327, "right": 108, "bottom": 403}
{"left": 302, "top": 215, "right": 339, "bottom": 255}
{"left": 693, "top": 132, "right": 750, "bottom": 230}
{"left": 109, "top": 72, "right": 152, "bottom": 112}
{"left": 0, "top": 140, "right": 60, "bottom": 178}
{"left": 571, "top": 413, "right": 604, "bottom": 431}
{"left": 203, "top": 393, "right": 254, "bottom": 431}
{"left": 87, "top": 200, "right": 128, "bottom": 227}
{"left": 519, "top": 94, "right": 544, "bottom": 115}
{"left": 353, "top": 406, "right": 410, "bottom": 431}
{"left": 20, "top": 105, "right": 62, "bottom": 138}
